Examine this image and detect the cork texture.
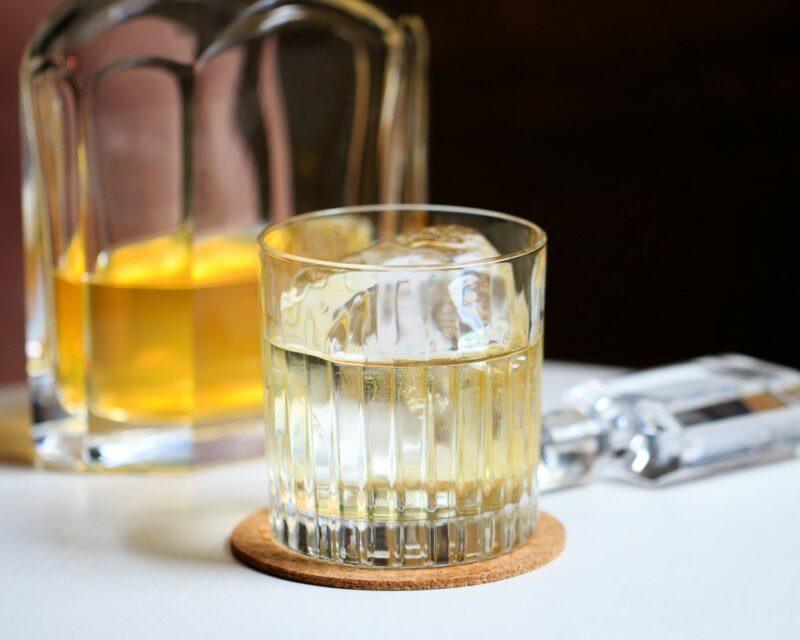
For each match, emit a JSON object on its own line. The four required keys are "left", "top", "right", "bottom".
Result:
{"left": 230, "top": 510, "right": 565, "bottom": 590}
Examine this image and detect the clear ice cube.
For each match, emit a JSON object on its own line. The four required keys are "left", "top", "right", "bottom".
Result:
{"left": 278, "top": 224, "right": 528, "bottom": 361}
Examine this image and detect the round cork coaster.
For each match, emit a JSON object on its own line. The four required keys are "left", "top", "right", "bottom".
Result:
{"left": 230, "top": 510, "right": 565, "bottom": 590}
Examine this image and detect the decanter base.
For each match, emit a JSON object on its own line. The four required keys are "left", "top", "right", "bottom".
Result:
{"left": 32, "top": 415, "right": 264, "bottom": 472}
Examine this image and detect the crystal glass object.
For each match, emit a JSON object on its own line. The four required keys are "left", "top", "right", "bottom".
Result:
{"left": 21, "top": 0, "right": 427, "bottom": 470}
{"left": 259, "top": 205, "right": 547, "bottom": 566}
{"left": 539, "top": 354, "right": 800, "bottom": 491}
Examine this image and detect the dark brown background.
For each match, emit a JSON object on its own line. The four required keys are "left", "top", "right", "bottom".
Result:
{"left": 1, "top": 0, "right": 797, "bottom": 384}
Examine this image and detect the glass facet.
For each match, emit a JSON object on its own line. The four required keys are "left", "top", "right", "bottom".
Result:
{"left": 259, "top": 205, "right": 547, "bottom": 566}
{"left": 21, "top": 0, "right": 428, "bottom": 470}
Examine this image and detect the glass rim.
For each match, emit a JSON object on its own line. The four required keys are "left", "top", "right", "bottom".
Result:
{"left": 258, "top": 204, "right": 547, "bottom": 272}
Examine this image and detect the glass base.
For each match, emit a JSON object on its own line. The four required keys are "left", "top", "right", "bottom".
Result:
{"left": 268, "top": 495, "right": 538, "bottom": 567}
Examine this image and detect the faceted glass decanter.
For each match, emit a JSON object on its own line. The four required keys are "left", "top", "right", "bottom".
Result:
{"left": 20, "top": 0, "right": 428, "bottom": 470}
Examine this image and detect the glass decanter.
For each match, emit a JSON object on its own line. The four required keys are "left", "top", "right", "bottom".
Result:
{"left": 20, "top": 0, "right": 428, "bottom": 470}
{"left": 539, "top": 354, "right": 800, "bottom": 490}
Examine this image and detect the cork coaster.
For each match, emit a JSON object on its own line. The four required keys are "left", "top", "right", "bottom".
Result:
{"left": 230, "top": 510, "right": 565, "bottom": 590}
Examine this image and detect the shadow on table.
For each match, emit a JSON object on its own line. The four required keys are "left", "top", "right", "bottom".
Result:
{"left": 123, "top": 504, "right": 249, "bottom": 566}
{"left": 118, "top": 469, "right": 265, "bottom": 567}
{"left": 2, "top": 384, "right": 266, "bottom": 570}
{"left": 17, "top": 464, "right": 261, "bottom": 568}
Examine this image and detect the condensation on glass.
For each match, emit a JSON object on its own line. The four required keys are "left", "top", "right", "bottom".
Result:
{"left": 259, "top": 205, "right": 547, "bottom": 566}
{"left": 20, "top": 0, "right": 428, "bottom": 470}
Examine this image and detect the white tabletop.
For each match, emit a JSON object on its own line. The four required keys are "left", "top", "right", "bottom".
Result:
{"left": 1, "top": 362, "right": 799, "bottom": 639}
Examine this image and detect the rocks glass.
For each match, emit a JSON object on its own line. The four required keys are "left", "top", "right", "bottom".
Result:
{"left": 259, "top": 205, "right": 546, "bottom": 566}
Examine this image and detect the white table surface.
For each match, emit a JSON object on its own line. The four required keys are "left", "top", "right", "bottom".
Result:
{"left": 1, "top": 362, "right": 799, "bottom": 640}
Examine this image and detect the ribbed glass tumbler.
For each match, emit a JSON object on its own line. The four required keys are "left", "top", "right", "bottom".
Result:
{"left": 259, "top": 205, "right": 547, "bottom": 566}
